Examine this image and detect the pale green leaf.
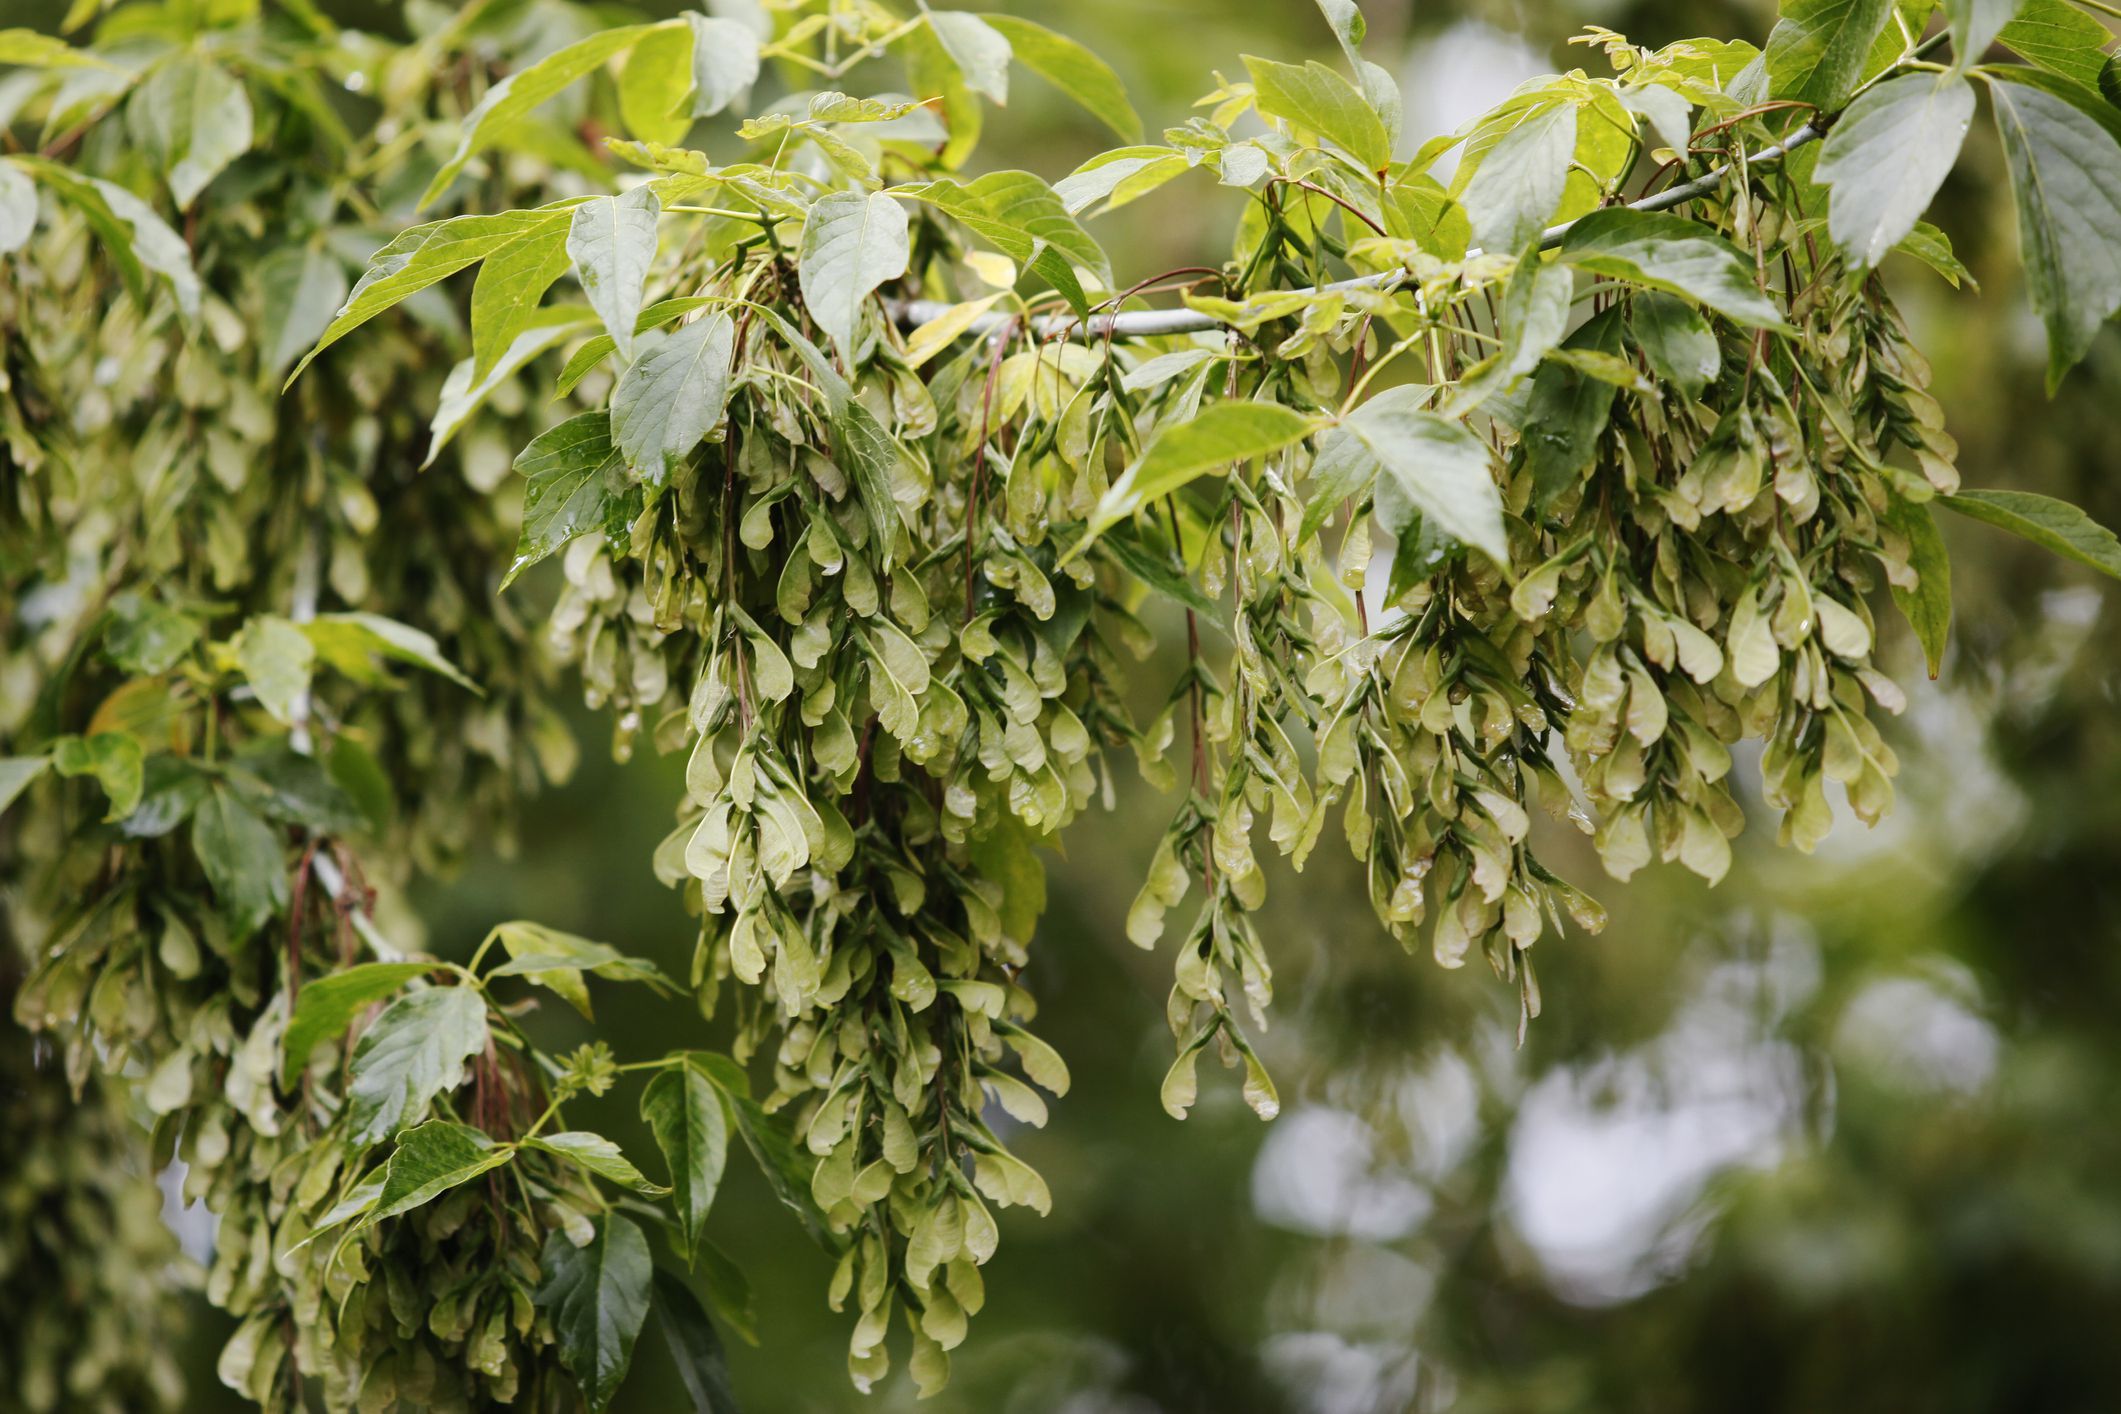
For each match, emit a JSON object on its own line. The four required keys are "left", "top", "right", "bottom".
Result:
{"left": 1817, "top": 73, "right": 1975, "bottom": 267}
{"left": 1460, "top": 100, "right": 1576, "bottom": 253}
{"left": 254, "top": 245, "right": 349, "bottom": 380}
{"left": 1082, "top": 402, "right": 1321, "bottom": 543}
{"left": 427, "top": 308, "right": 596, "bottom": 467}
{"left": 976, "top": 13, "right": 1141, "bottom": 141}
{"left": 1997, "top": 0, "right": 2112, "bottom": 87}
{"left": 0, "top": 756, "right": 48, "bottom": 818}
{"left": 619, "top": 23, "right": 696, "bottom": 145}
{"left": 345, "top": 986, "right": 489, "bottom": 1146}
{"left": 368, "top": 1120, "right": 514, "bottom": 1223}
{"left": 568, "top": 186, "right": 661, "bottom": 363}
{"left": 896, "top": 169, "right": 1108, "bottom": 282}
{"left": 689, "top": 14, "right": 761, "bottom": 118}
{"left": 127, "top": 54, "right": 252, "bottom": 208}
{"left": 421, "top": 25, "right": 666, "bottom": 209}
{"left": 1347, "top": 389, "right": 1510, "bottom": 570}
{"left": 612, "top": 312, "right": 736, "bottom": 486}
{"left": 1945, "top": 0, "right": 2026, "bottom": 71}
{"left": 0, "top": 28, "right": 119, "bottom": 69}
{"left": 0, "top": 160, "right": 38, "bottom": 254}
{"left": 798, "top": 189, "right": 911, "bottom": 359}
{"left": 926, "top": 11, "right": 1011, "bottom": 105}
{"left": 302, "top": 613, "right": 476, "bottom": 692}
{"left": 1243, "top": 54, "right": 1391, "bottom": 173}
{"left": 233, "top": 614, "right": 316, "bottom": 725}
{"left": 50, "top": 732, "right": 143, "bottom": 822}
{"left": 191, "top": 783, "right": 286, "bottom": 938}
{"left": 1313, "top": 0, "right": 1402, "bottom": 146}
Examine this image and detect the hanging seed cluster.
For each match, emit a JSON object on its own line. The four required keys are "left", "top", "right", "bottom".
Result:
{"left": 8, "top": 0, "right": 2121, "bottom": 1409}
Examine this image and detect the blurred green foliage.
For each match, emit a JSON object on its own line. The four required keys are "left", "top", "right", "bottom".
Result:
{"left": 39, "top": 0, "right": 2116, "bottom": 1408}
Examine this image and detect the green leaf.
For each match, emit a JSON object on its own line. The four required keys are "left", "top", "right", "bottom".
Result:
{"left": 344, "top": 986, "right": 489, "bottom": 1146}
{"left": 50, "top": 732, "right": 145, "bottom": 822}
{"left": 568, "top": 187, "right": 661, "bottom": 363}
{"left": 1887, "top": 498, "right": 1953, "bottom": 678}
{"left": 104, "top": 595, "right": 199, "bottom": 674}
{"left": 619, "top": 23, "right": 696, "bottom": 145}
{"left": 0, "top": 756, "right": 49, "bottom": 818}
{"left": 1764, "top": 0, "right": 1898, "bottom": 109}
{"left": 1629, "top": 290, "right": 1722, "bottom": 397}
{"left": 1894, "top": 220, "right": 1975, "bottom": 287}
{"left": 1346, "top": 389, "right": 1510, "bottom": 570}
{"left": 0, "top": 28, "right": 119, "bottom": 69}
{"left": 1560, "top": 208, "right": 1793, "bottom": 330}
{"left": 232, "top": 615, "right": 316, "bottom": 726}
{"left": 1519, "top": 308, "right": 1626, "bottom": 512}
{"left": 1098, "top": 522, "right": 1220, "bottom": 612}
{"left": 1459, "top": 101, "right": 1576, "bottom": 253}
{"left": 612, "top": 313, "right": 736, "bottom": 486}
{"left": 254, "top": 245, "right": 350, "bottom": 381}
{"left": 287, "top": 210, "right": 568, "bottom": 386}
{"left": 89, "top": 177, "right": 201, "bottom": 319}
{"left": 537, "top": 1214, "right": 655, "bottom": 1414}
{"left": 302, "top": 613, "right": 477, "bottom": 693}
{"left": 506, "top": 412, "right": 641, "bottom": 587}
{"left": 1945, "top": 0, "right": 2025, "bottom": 70}
{"left": 1313, "top": 0, "right": 1403, "bottom": 147}
{"left": 127, "top": 55, "right": 252, "bottom": 208}
{"left": 484, "top": 918, "right": 675, "bottom": 1017}
{"left": 368, "top": 1120, "right": 515, "bottom": 1224}
{"left": 897, "top": 170, "right": 1110, "bottom": 283}
{"left": 524, "top": 1132, "right": 670, "bottom": 1195}
{"left": 428, "top": 308, "right": 595, "bottom": 466}
{"left": 1942, "top": 488, "right": 2121, "bottom": 580}
{"left": 1242, "top": 55, "right": 1391, "bottom": 174}
{"left": 685, "top": 1052, "right": 826, "bottom": 1240}
{"left": 1082, "top": 402, "right": 1322, "bottom": 544}
{"left": 751, "top": 308, "right": 908, "bottom": 560}
{"left": 1817, "top": 73, "right": 1976, "bottom": 267}
{"left": 641, "top": 1063, "right": 730, "bottom": 1260}
{"left": 421, "top": 25, "right": 665, "bottom": 209}
{"left": 926, "top": 11, "right": 1012, "bottom": 105}
{"left": 689, "top": 14, "right": 761, "bottom": 118}
{"left": 191, "top": 783, "right": 287, "bottom": 938}
{"left": 5, "top": 158, "right": 144, "bottom": 305}
{"left": 282, "top": 962, "right": 434, "bottom": 1088}
{"left": 797, "top": 190, "right": 910, "bottom": 360}
{"left": 1990, "top": 71, "right": 2121, "bottom": 391}
{"left": 653, "top": 1270, "right": 741, "bottom": 1414}
{"left": 975, "top": 14, "right": 1141, "bottom": 141}
{"left": 0, "top": 161, "right": 32, "bottom": 254}
{"left": 471, "top": 215, "right": 572, "bottom": 383}
{"left": 1997, "top": 0, "right": 2112, "bottom": 87}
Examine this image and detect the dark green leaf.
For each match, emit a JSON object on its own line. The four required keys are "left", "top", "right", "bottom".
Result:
{"left": 0, "top": 756, "right": 49, "bottom": 818}
{"left": 1990, "top": 71, "right": 2121, "bottom": 391}
{"left": 191, "top": 782, "right": 286, "bottom": 938}
{"left": 255, "top": 246, "right": 350, "bottom": 380}
{"left": 1629, "top": 290, "right": 1722, "bottom": 397}
{"left": 1561, "top": 208, "right": 1793, "bottom": 330}
{"left": 506, "top": 412, "right": 641, "bottom": 588}
{"left": 1887, "top": 498, "right": 1953, "bottom": 678}
{"left": 653, "top": 1270, "right": 743, "bottom": 1414}
{"left": 1084, "top": 402, "right": 1321, "bottom": 543}
{"left": 1764, "top": 0, "right": 1898, "bottom": 109}
{"left": 1346, "top": 388, "right": 1510, "bottom": 569}
{"left": 1942, "top": 488, "right": 2121, "bottom": 580}
{"left": 642, "top": 1064, "right": 730, "bottom": 1261}
{"left": 103, "top": 595, "right": 199, "bottom": 675}
{"left": 523, "top": 1132, "right": 670, "bottom": 1195}
{"left": 537, "top": 1214, "right": 654, "bottom": 1413}
{"left": 1520, "top": 309, "right": 1625, "bottom": 512}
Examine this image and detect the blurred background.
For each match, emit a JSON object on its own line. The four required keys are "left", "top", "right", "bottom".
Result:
{"left": 21, "top": 0, "right": 2117, "bottom": 1408}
